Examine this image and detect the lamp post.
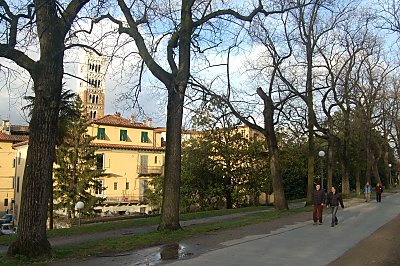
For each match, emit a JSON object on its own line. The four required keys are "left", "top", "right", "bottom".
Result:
{"left": 75, "top": 201, "right": 84, "bottom": 227}
{"left": 319, "top": 150, "right": 325, "bottom": 191}
{"left": 388, "top": 163, "right": 392, "bottom": 186}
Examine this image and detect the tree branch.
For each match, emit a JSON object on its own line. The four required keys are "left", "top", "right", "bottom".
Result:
{"left": 60, "top": 0, "right": 90, "bottom": 36}
{"left": 0, "top": 44, "right": 36, "bottom": 72}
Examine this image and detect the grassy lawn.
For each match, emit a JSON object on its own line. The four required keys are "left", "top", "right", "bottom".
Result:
{"left": 0, "top": 205, "right": 272, "bottom": 246}
{"left": 0, "top": 206, "right": 310, "bottom": 265}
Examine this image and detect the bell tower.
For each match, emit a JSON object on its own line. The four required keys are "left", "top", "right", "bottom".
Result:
{"left": 77, "top": 50, "right": 106, "bottom": 119}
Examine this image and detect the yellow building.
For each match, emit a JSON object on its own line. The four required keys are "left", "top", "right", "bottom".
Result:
{"left": 0, "top": 120, "right": 29, "bottom": 214}
{"left": 12, "top": 141, "right": 28, "bottom": 222}
{"left": 12, "top": 113, "right": 166, "bottom": 224}
{"left": 87, "top": 113, "right": 165, "bottom": 203}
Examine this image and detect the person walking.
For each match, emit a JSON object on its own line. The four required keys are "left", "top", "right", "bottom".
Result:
{"left": 312, "top": 184, "right": 326, "bottom": 225}
{"left": 326, "top": 186, "right": 344, "bottom": 227}
{"left": 364, "top": 182, "right": 371, "bottom": 202}
{"left": 376, "top": 182, "right": 383, "bottom": 202}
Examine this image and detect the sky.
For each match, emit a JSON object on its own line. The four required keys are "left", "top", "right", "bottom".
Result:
{"left": 0, "top": 17, "right": 171, "bottom": 128}
{"left": 0, "top": 11, "right": 257, "bottom": 129}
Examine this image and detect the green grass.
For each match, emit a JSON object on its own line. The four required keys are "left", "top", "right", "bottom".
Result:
{"left": 51, "top": 207, "right": 309, "bottom": 260}
{"left": 0, "top": 206, "right": 309, "bottom": 265}
{"left": 0, "top": 206, "right": 271, "bottom": 246}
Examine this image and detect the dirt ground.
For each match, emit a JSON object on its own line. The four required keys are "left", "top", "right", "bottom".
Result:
{"left": 328, "top": 213, "right": 400, "bottom": 266}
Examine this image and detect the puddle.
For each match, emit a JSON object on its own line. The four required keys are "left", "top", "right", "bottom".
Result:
{"left": 137, "top": 243, "right": 194, "bottom": 265}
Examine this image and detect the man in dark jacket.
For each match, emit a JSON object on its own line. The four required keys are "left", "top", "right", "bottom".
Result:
{"left": 312, "top": 184, "right": 326, "bottom": 225}
{"left": 326, "top": 186, "right": 344, "bottom": 227}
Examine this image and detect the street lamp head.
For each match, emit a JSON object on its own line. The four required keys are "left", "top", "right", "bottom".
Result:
{"left": 318, "top": 150, "right": 325, "bottom": 157}
{"left": 388, "top": 164, "right": 392, "bottom": 168}
{"left": 75, "top": 201, "right": 84, "bottom": 210}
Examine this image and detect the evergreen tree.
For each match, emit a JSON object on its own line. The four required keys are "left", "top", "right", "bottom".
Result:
{"left": 54, "top": 97, "right": 104, "bottom": 216}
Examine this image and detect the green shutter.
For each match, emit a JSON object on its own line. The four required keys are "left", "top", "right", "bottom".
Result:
{"left": 141, "top": 132, "right": 149, "bottom": 143}
{"left": 120, "top": 130, "right": 127, "bottom": 141}
{"left": 97, "top": 128, "right": 105, "bottom": 140}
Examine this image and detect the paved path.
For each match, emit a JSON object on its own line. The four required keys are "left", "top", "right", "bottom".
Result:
{"left": 165, "top": 193, "right": 400, "bottom": 266}
{"left": 58, "top": 193, "right": 399, "bottom": 266}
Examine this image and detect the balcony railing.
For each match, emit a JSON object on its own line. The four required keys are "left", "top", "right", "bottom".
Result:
{"left": 137, "top": 165, "right": 163, "bottom": 175}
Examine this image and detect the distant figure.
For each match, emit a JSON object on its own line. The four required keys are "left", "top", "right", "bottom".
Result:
{"left": 376, "top": 183, "right": 383, "bottom": 202}
{"left": 312, "top": 184, "right": 326, "bottom": 225}
{"left": 326, "top": 186, "right": 344, "bottom": 227}
{"left": 364, "top": 182, "right": 371, "bottom": 202}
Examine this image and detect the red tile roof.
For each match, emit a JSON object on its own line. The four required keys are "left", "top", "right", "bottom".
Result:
{"left": 90, "top": 114, "right": 154, "bottom": 129}
{"left": 0, "top": 132, "right": 29, "bottom": 143}
{"left": 91, "top": 142, "right": 165, "bottom": 152}
{"left": 154, "top": 127, "right": 200, "bottom": 134}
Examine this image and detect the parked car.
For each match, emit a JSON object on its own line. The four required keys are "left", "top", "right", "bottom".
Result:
{"left": 0, "top": 223, "right": 16, "bottom": 235}
{"left": 0, "top": 214, "right": 12, "bottom": 225}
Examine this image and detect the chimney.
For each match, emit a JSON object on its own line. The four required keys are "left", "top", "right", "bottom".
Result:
{"left": 1, "top": 120, "right": 11, "bottom": 134}
{"left": 130, "top": 115, "right": 135, "bottom": 124}
{"left": 147, "top": 118, "right": 152, "bottom": 126}
{"left": 115, "top": 112, "right": 121, "bottom": 117}
{"left": 142, "top": 119, "right": 146, "bottom": 124}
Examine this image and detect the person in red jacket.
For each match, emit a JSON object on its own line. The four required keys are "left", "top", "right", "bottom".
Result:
{"left": 376, "top": 183, "right": 383, "bottom": 202}
{"left": 312, "top": 184, "right": 326, "bottom": 225}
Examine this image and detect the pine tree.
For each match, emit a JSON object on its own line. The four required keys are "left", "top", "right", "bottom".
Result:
{"left": 54, "top": 97, "right": 104, "bottom": 216}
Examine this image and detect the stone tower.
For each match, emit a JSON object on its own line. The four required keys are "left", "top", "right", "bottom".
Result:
{"left": 77, "top": 50, "right": 106, "bottom": 119}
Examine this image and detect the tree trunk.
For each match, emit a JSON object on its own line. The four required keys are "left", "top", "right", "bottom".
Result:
{"left": 257, "top": 88, "right": 288, "bottom": 210}
{"left": 49, "top": 181, "right": 54, "bottom": 230}
{"left": 8, "top": 61, "right": 62, "bottom": 257}
{"left": 158, "top": 85, "right": 184, "bottom": 231}
{"left": 327, "top": 135, "right": 334, "bottom": 192}
{"left": 371, "top": 152, "right": 382, "bottom": 185}
{"left": 270, "top": 148, "right": 288, "bottom": 210}
{"left": 355, "top": 166, "right": 361, "bottom": 196}
{"left": 2, "top": 0, "right": 88, "bottom": 257}
{"left": 305, "top": 41, "right": 315, "bottom": 206}
{"left": 365, "top": 146, "right": 372, "bottom": 184}
{"left": 341, "top": 161, "right": 350, "bottom": 198}
{"left": 384, "top": 148, "right": 390, "bottom": 188}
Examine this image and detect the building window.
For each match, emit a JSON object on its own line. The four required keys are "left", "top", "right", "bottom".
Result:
{"left": 4, "top": 198, "right": 8, "bottom": 207}
{"left": 97, "top": 128, "right": 106, "bottom": 140}
{"left": 120, "top": 130, "right": 128, "bottom": 141}
{"left": 126, "top": 182, "right": 129, "bottom": 190}
{"left": 96, "top": 180, "right": 104, "bottom": 195}
{"left": 161, "top": 137, "right": 166, "bottom": 147}
{"left": 114, "top": 182, "right": 118, "bottom": 190}
{"left": 17, "top": 177, "right": 20, "bottom": 193}
{"left": 141, "top": 132, "right": 149, "bottom": 143}
{"left": 96, "top": 154, "right": 104, "bottom": 169}
{"left": 155, "top": 156, "right": 158, "bottom": 164}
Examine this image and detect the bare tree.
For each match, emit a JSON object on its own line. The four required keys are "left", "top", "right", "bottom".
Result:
{"left": 96, "top": 0, "right": 296, "bottom": 230}
{"left": 0, "top": 0, "right": 90, "bottom": 258}
{"left": 287, "top": 0, "right": 355, "bottom": 202}
{"left": 317, "top": 13, "right": 377, "bottom": 197}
